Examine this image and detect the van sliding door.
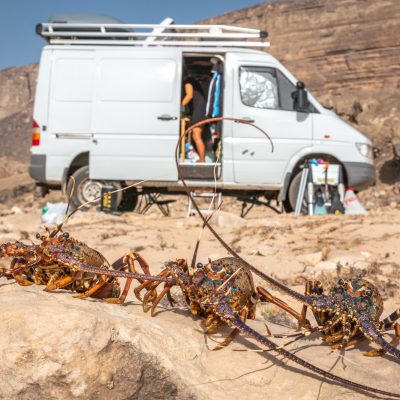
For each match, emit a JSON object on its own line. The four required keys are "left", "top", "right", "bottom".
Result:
{"left": 90, "top": 49, "right": 181, "bottom": 181}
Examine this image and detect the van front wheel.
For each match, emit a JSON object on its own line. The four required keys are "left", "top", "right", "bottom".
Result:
{"left": 284, "top": 171, "right": 305, "bottom": 212}
{"left": 68, "top": 166, "right": 122, "bottom": 210}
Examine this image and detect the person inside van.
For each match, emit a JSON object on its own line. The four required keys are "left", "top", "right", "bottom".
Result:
{"left": 181, "top": 73, "right": 207, "bottom": 163}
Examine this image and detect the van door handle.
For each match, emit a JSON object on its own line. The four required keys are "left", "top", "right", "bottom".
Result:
{"left": 239, "top": 117, "right": 255, "bottom": 123}
{"left": 157, "top": 114, "right": 178, "bottom": 121}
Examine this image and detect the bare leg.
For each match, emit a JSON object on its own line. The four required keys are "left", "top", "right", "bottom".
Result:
{"left": 192, "top": 127, "right": 205, "bottom": 162}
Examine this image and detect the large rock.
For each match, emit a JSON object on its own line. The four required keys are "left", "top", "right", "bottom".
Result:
{"left": 1, "top": 278, "right": 399, "bottom": 399}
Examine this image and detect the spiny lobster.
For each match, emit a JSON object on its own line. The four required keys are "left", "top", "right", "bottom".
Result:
{"left": 174, "top": 117, "right": 400, "bottom": 358}
{"left": 258, "top": 277, "right": 400, "bottom": 357}
{"left": 0, "top": 225, "right": 151, "bottom": 303}
{"left": 37, "top": 249, "right": 400, "bottom": 398}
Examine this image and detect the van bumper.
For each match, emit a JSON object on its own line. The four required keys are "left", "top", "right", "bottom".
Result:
{"left": 342, "top": 161, "right": 375, "bottom": 190}
{"left": 29, "top": 154, "right": 46, "bottom": 182}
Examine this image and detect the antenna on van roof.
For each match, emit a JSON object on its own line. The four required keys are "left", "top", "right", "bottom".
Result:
{"left": 36, "top": 17, "right": 269, "bottom": 48}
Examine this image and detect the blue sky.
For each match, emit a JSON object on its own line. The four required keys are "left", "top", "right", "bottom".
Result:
{"left": 0, "top": 0, "right": 264, "bottom": 70}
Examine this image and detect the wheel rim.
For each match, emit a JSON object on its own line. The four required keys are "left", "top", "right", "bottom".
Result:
{"left": 79, "top": 179, "right": 102, "bottom": 205}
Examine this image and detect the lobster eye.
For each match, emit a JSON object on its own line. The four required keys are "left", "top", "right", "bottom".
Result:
{"left": 365, "top": 289, "right": 372, "bottom": 297}
{"left": 196, "top": 262, "right": 203, "bottom": 269}
{"left": 226, "top": 267, "right": 233, "bottom": 275}
{"left": 63, "top": 232, "right": 70, "bottom": 238}
{"left": 35, "top": 233, "right": 41, "bottom": 239}
{"left": 338, "top": 278, "right": 345, "bottom": 286}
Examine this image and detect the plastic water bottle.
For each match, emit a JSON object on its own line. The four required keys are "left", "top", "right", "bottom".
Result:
{"left": 185, "top": 143, "right": 200, "bottom": 163}
{"left": 314, "top": 189, "right": 327, "bottom": 215}
{"left": 343, "top": 188, "right": 367, "bottom": 215}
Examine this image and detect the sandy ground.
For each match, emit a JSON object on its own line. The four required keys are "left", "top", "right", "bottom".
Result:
{"left": 0, "top": 195, "right": 399, "bottom": 399}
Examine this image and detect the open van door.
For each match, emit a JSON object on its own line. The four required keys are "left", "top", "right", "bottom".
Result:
{"left": 89, "top": 48, "right": 181, "bottom": 181}
{"left": 226, "top": 54, "right": 313, "bottom": 185}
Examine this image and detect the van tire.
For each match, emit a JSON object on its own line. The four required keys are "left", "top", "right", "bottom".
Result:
{"left": 286, "top": 171, "right": 305, "bottom": 212}
{"left": 68, "top": 166, "right": 122, "bottom": 210}
{"left": 119, "top": 186, "right": 139, "bottom": 211}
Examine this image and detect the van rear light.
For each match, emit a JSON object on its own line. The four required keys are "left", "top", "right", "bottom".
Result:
{"left": 32, "top": 119, "right": 40, "bottom": 146}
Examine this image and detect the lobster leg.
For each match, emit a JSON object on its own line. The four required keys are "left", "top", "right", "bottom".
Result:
{"left": 212, "top": 307, "right": 248, "bottom": 351}
{"left": 257, "top": 286, "right": 312, "bottom": 330}
{"left": 105, "top": 253, "right": 137, "bottom": 304}
{"left": 44, "top": 273, "right": 78, "bottom": 291}
{"left": 150, "top": 283, "right": 173, "bottom": 317}
{"left": 74, "top": 279, "right": 108, "bottom": 299}
{"left": 381, "top": 308, "right": 400, "bottom": 331}
{"left": 143, "top": 281, "right": 163, "bottom": 312}
{"left": 205, "top": 315, "right": 223, "bottom": 334}
{"left": 11, "top": 260, "right": 34, "bottom": 286}
{"left": 134, "top": 269, "right": 171, "bottom": 302}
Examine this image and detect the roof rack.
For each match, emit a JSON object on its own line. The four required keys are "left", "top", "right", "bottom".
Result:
{"left": 36, "top": 20, "right": 270, "bottom": 48}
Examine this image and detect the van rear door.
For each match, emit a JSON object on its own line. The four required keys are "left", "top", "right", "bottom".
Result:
{"left": 90, "top": 48, "right": 181, "bottom": 181}
{"left": 226, "top": 54, "right": 313, "bottom": 185}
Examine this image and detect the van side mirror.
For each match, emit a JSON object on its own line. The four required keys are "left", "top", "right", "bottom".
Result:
{"left": 292, "top": 81, "right": 310, "bottom": 112}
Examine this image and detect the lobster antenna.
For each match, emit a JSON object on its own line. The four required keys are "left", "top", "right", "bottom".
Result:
{"left": 48, "top": 175, "right": 76, "bottom": 238}
{"left": 175, "top": 117, "right": 314, "bottom": 302}
{"left": 190, "top": 151, "right": 222, "bottom": 271}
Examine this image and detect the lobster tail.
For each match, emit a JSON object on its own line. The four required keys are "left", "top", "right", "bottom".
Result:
{"left": 215, "top": 301, "right": 400, "bottom": 398}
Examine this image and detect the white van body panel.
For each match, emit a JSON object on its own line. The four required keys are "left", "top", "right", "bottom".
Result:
{"left": 32, "top": 48, "right": 92, "bottom": 182}
{"left": 30, "top": 45, "right": 375, "bottom": 194}
{"left": 89, "top": 48, "right": 181, "bottom": 181}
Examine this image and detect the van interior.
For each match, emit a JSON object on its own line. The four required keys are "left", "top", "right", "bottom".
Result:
{"left": 179, "top": 54, "right": 224, "bottom": 181}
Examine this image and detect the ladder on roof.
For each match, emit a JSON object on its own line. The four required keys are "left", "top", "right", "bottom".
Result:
{"left": 36, "top": 20, "right": 270, "bottom": 48}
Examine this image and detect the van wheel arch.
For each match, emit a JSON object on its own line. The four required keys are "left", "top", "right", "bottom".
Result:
{"left": 283, "top": 154, "right": 347, "bottom": 212}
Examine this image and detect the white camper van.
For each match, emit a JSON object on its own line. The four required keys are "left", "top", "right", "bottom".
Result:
{"left": 30, "top": 15, "right": 375, "bottom": 211}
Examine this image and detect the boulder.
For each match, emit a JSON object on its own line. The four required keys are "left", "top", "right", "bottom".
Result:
{"left": 0, "top": 278, "right": 398, "bottom": 400}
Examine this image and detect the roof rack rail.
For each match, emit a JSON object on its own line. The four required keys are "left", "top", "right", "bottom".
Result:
{"left": 36, "top": 20, "right": 270, "bottom": 48}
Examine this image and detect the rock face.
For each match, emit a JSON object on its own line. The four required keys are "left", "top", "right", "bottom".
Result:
{"left": 1, "top": 277, "right": 399, "bottom": 400}
{"left": 0, "top": 64, "right": 37, "bottom": 164}
{"left": 202, "top": 0, "right": 400, "bottom": 114}
{"left": 0, "top": 0, "right": 399, "bottom": 184}
{"left": 0, "top": 282, "right": 193, "bottom": 400}
{"left": 0, "top": 64, "right": 37, "bottom": 120}
{"left": 202, "top": 0, "right": 400, "bottom": 171}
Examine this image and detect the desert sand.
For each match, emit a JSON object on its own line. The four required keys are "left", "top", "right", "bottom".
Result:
{"left": 0, "top": 193, "right": 399, "bottom": 399}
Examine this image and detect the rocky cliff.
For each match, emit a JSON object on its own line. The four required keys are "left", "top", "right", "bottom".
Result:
{"left": 0, "top": 0, "right": 399, "bottom": 183}
{"left": 202, "top": 0, "right": 400, "bottom": 165}
{"left": 0, "top": 64, "right": 37, "bottom": 162}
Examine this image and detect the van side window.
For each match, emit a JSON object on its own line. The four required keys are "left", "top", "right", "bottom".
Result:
{"left": 239, "top": 67, "right": 278, "bottom": 109}
{"left": 276, "top": 70, "right": 296, "bottom": 111}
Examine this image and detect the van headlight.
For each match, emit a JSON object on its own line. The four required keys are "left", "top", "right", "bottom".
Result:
{"left": 356, "top": 143, "right": 373, "bottom": 159}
